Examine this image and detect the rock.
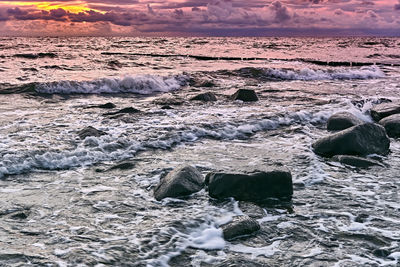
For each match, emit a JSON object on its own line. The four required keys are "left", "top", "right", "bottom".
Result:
{"left": 221, "top": 215, "right": 260, "bottom": 240}
{"left": 332, "top": 155, "right": 384, "bottom": 168}
{"left": 160, "top": 105, "right": 174, "bottom": 110}
{"left": 154, "top": 165, "right": 204, "bottom": 201}
{"left": 312, "top": 123, "right": 390, "bottom": 157}
{"left": 78, "top": 126, "right": 106, "bottom": 139}
{"left": 327, "top": 112, "right": 363, "bottom": 131}
{"left": 190, "top": 79, "right": 215, "bottom": 88}
{"left": 103, "top": 107, "right": 140, "bottom": 116}
{"left": 379, "top": 114, "right": 400, "bottom": 138}
{"left": 371, "top": 103, "right": 400, "bottom": 121}
{"left": 207, "top": 170, "right": 293, "bottom": 202}
{"left": 108, "top": 162, "right": 135, "bottom": 171}
{"left": 190, "top": 92, "right": 217, "bottom": 102}
{"left": 372, "top": 248, "right": 391, "bottom": 258}
{"left": 95, "top": 102, "right": 116, "bottom": 109}
{"left": 231, "top": 89, "right": 258, "bottom": 102}
{"left": 85, "top": 102, "right": 116, "bottom": 109}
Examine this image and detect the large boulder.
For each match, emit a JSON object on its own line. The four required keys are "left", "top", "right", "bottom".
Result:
{"left": 221, "top": 215, "right": 260, "bottom": 240}
{"left": 327, "top": 112, "right": 363, "bottom": 131}
{"left": 312, "top": 123, "right": 390, "bottom": 157}
{"left": 379, "top": 114, "right": 400, "bottom": 138}
{"left": 231, "top": 89, "right": 258, "bottom": 102}
{"left": 370, "top": 103, "right": 400, "bottom": 121}
{"left": 207, "top": 170, "right": 293, "bottom": 202}
{"left": 332, "top": 155, "right": 384, "bottom": 168}
{"left": 154, "top": 165, "right": 204, "bottom": 201}
{"left": 78, "top": 126, "right": 107, "bottom": 139}
{"left": 190, "top": 92, "right": 217, "bottom": 102}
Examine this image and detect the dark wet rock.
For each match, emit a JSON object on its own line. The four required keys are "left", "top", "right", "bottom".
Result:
{"left": 160, "top": 105, "right": 174, "bottom": 110}
{"left": 190, "top": 92, "right": 217, "bottom": 102}
{"left": 207, "top": 170, "right": 293, "bottom": 201}
{"left": 332, "top": 155, "right": 384, "bottom": 168}
{"left": 103, "top": 107, "right": 140, "bottom": 116}
{"left": 231, "top": 89, "right": 259, "bottom": 102}
{"left": 10, "top": 212, "right": 29, "bottom": 220}
{"left": 379, "top": 114, "right": 400, "bottom": 138}
{"left": 154, "top": 165, "right": 204, "bottom": 201}
{"left": 95, "top": 102, "right": 116, "bottom": 109}
{"left": 190, "top": 79, "right": 215, "bottom": 88}
{"left": 221, "top": 215, "right": 260, "bottom": 240}
{"left": 327, "top": 112, "right": 363, "bottom": 131}
{"left": 78, "top": 126, "right": 107, "bottom": 139}
{"left": 13, "top": 52, "right": 57, "bottom": 59}
{"left": 371, "top": 103, "right": 400, "bottom": 121}
{"left": 372, "top": 248, "right": 391, "bottom": 258}
{"left": 312, "top": 123, "right": 390, "bottom": 157}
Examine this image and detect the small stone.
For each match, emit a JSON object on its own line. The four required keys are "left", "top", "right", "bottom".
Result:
{"left": 371, "top": 103, "right": 400, "bottom": 121}
{"left": 332, "top": 155, "right": 384, "bottom": 168}
{"left": 221, "top": 215, "right": 260, "bottom": 240}
{"left": 312, "top": 123, "right": 390, "bottom": 157}
{"left": 327, "top": 112, "right": 363, "bottom": 131}
{"left": 78, "top": 126, "right": 107, "bottom": 139}
{"left": 154, "top": 165, "right": 204, "bottom": 201}
{"left": 231, "top": 89, "right": 258, "bottom": 102}
{"left": 190, "top": 92, "right": 217, "bottom": 102}
{"left": 379, "top": 114, "right": 400, "bottom": 138}
{"left": 103, "top": 107, "right": 140, "bottom": 116}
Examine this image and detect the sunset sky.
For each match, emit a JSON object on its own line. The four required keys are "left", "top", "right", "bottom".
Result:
{"left": 0, "top": 0, "right": 399, "bottom": 36}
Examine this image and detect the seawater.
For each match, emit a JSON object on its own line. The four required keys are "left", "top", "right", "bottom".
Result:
{"left": 0, "top": 37, "right": 400, "bottom": 266}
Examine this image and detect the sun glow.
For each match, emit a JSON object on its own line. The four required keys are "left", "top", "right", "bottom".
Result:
{"left": 1, "top": 1, "right": 105, "bottom": 14}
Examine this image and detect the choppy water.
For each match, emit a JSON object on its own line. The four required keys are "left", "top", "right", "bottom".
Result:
{"left": 1, "top": 37, "right": 400, "bottom": 266}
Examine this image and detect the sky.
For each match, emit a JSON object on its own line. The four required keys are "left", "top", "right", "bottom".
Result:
{"left": 0, "top": 0, "right": 399, "bottom": 36}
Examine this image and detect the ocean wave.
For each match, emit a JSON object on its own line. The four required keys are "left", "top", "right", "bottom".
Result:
{"left": 231, "top": 66, "right": 385, "bottom": 81}
{"left": 34, "top": 74, "right": 189, "bottom": 94}
{"left": 0, "top": 109, "right": 331, "bottom": 178}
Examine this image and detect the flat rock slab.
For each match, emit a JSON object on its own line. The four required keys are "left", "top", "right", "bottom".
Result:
{"left": 207, "top": 170, "right": 293, "bottom": 202}
{"left": 154, "top": 165, "right": 204, "bottom": 201}
{"left": 78, "top": 126, "right": 107, "bottom": 139}
{"left": 221, "top": 215, "right": 260, "bottom": 240}
{"left": 231, "top": 89, "right": 259, "bottom": 102}
{"left": 379, "top": 114, "right": 400, "bottom": 138}
{"left": 327, "top": 112, "right": 363, "bottom": 131}
{"left": 371, "top": 103, "right": 400, "bottom": 121}
{"left": 312, "top": 123, "right": 390, "bottom": 157}
{"left": 332, "top": 155, "right": 384, "bottom": 168}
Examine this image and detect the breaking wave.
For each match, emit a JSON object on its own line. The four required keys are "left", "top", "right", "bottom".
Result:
{"left": 34, "top": 74, "right": 189, "bottom": 94}
{"left": 231, "top": 66, "right": 385, "bottom": 81}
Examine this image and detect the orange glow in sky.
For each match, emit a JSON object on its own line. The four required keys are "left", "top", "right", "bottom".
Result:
{"left": 1, "top": 1, "right": 104, "bottom": 13}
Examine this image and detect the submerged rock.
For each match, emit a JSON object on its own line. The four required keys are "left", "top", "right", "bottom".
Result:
{"left": 327, "top": 112, "right": 363, "bottom": 131}
{"left": 207, "top": 170, "right": 293, "bottom": 202}
{"left": 190, "top": 92, "right": 217, "bottom": 102}
{"left": 231, "top": 89, "right": 259, "bottom": 102}
{"left": 85, "top": 102, "right": 116, "bottom": 109}
{"left": 312, "top": 123, "right": 390, "bottom": 157}
{"left": 221, "top": 215, "right": 260, "bottom": 240}
{"left": 154, "top": 165, "right": 204, "bottom": 201}
{"left": 371, "top": 103, "right": 400, "bottom": 121}
{"left": 78, "top": 126, "right": 106, "bottom": 139}
{"left": 379, "top": 114, "right": 400, "bottom": 138}
{"left": 103, "top": 107, "right": 140, "bottom": 116}
{"left": 332, "top": 155, "right": 384, "bottom": 168}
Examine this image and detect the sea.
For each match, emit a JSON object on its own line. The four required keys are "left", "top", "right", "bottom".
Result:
{"left": 0, "top": 37, "right": 400, "bottom": 266}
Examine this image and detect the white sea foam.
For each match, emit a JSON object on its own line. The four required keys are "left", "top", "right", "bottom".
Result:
{"left": 35, "top": 74, "right": 188, "bottom": 94}
{"left": 253, "top": 66, "right": 385, "bottom": 81}
{"left": 229, "top": 240, "right": 281, "bottom": 258}
{"left": 0, "top": 109, "right": 332, "bottom": 177}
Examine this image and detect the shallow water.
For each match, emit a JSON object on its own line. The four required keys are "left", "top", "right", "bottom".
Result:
{"left": 0, "top": 37, "right": 400, "bottom": 266}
